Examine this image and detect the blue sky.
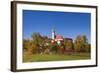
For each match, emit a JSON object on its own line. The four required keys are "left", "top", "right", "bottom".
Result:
{"left": 23, "top": 10, "right": 91, "bottom": 42}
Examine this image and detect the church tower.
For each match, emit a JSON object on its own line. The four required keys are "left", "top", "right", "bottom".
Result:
{"left": 52, "top": 28, "right": 55, "bottom": 40}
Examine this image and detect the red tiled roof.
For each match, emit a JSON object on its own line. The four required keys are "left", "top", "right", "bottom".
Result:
{"left": 55, "top": 35, "right": 63, "bottom": 40}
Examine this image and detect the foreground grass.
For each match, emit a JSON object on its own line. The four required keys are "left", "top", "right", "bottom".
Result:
{"left": 23, "top": 53, "right": 91, "bottom": 62}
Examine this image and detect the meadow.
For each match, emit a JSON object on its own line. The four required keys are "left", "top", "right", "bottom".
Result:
{"left": 23, "top": 53, "right": 90, "bottom": 62}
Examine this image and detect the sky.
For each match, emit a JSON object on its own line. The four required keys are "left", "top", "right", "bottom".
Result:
{"left": 23, "top": 10, "right": 91, "bottom": 42}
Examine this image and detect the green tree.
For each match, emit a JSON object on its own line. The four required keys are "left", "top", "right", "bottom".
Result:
{"left": 50, "top": 42, "right": 59, "bottom": 54}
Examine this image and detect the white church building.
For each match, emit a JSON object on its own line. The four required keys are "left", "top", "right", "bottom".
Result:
{"left": 51, "top": 29, "right": 64, "bottom": 44}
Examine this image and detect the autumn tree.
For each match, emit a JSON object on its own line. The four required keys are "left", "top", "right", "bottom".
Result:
{"left": 23, "top": 39, "right": 29, "bottom": 51}
{"left": 31, "top": 32, "right": 52, "bottom": 54}
{"left": 64, "top": 39, "right": 73, "bottom": 50}
{"left": 85, "top": 43, "right": 91, "bottom": 52}
{"left": 23, "top": 39, "right": 33, "bottom": 55}
{"left": 74, "top": 35, "right": 90, "bottom": 52}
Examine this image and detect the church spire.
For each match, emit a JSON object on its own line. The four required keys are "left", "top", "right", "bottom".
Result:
{"left": 52, "top": 28, "right": 55, "bottom": 40}
{"left": 52, "top": 28, "right": 55, "bottom": 33}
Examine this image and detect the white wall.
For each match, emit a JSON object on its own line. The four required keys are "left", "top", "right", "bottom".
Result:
{"left": 0, "top": 0, "right": 99, "bottom": 73}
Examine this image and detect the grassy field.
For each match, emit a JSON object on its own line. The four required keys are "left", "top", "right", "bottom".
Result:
{"left": 23, "top": 53, "right": 91, "bottom": 62}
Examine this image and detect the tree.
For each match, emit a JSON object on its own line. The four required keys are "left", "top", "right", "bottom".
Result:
{"left": 64, "top": 40, "right": 73, "bottom": 50}
{"left": 58, "top": 43, "right": 65, "bottom": 54}
{"left": 23, "top": 39, "right": 33, "bottom": 55}
{"left": 74, "top": 35, "right": 90, "bottom": 52}
{"left": 23, "top": 39, "right": 28, "bottom": 51}
{"left": 31, "top": 32, "right": 50, "bottom": 54}
{"left": 50, "top": 42, "right": 59, "bottom": 54}
{"left": 85, "top": 43, "right": 91, "bottom": 52}
{"left": 31, "top": 33, "right": 44, "bottom": 45}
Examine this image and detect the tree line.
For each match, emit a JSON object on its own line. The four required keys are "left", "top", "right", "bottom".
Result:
{"left": 23, "top": 33, "right": 91, "bottom": 55}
